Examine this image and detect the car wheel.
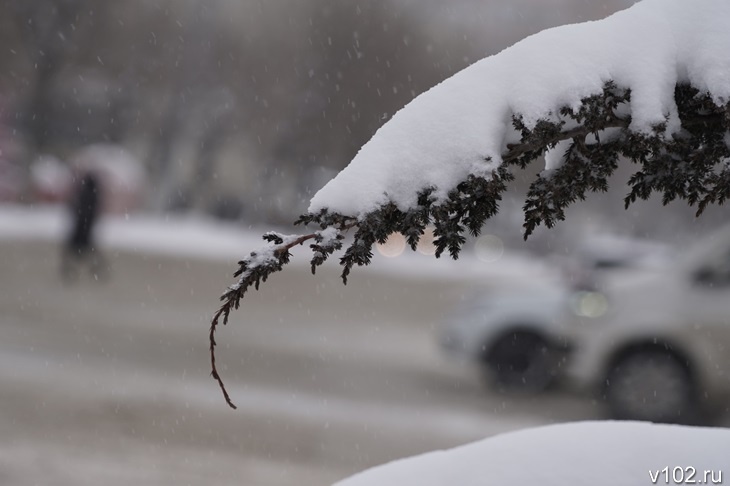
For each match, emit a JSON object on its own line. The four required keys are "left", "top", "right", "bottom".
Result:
{"left": 605, "top": 348, "right": 697, "bottom": 423}
{"left": 484, "top": 331, "right": 557, "bottom": 393}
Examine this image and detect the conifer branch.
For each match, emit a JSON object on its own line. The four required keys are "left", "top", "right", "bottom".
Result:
{"left": 209, "top": 222, "right": 355, "bottom": 409}
{"left": 503, "top": 118, "right": 630, "bottom": 165}
{"left": 209, "top": 81, "right": 730, "bottom": 408}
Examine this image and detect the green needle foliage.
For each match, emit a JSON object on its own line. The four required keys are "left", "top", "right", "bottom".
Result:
{"left": 210, "top": 81, "right": 730, "bottom": 408}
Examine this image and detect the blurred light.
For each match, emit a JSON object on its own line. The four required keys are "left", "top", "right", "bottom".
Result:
{"left": 417, "top": 227, "right": 437, "bottom": 255}
{"left": 475, "top": 234, "right": 504, "bottom": 263}
{"left": 377, "top": 233, "right": 406, "bottom": 258}
{"left": 571, "top": 291, "right": 609, "bottom": 318}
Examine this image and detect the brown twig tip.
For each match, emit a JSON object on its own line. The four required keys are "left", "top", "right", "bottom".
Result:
{"left": 208, "top": 222, "right": 356, "bottom": 409}
{"left": 210, "top": 307, "right": 237, "bottom": 409}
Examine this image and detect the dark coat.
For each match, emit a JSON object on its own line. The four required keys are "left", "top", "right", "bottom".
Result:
{"left": 68, "top": 173, "right": 101, "bottom": 250}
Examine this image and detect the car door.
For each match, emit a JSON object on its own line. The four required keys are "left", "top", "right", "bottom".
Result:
{"left": 684, "top": 248, "right": 730, "bottom": 384}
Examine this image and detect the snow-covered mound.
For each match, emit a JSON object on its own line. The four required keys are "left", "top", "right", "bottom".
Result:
{"left": 335, "top": 421, "right": 730, "bottom": 486}
{"left": 310, "top": 0, "right": 730, "bottom": 217}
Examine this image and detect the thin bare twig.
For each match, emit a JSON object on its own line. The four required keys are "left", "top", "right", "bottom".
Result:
{"left": 210, "top": 307, "right": 237, "bottom": 409}
{"left": 210, "top": 222, "right": 357, "bottom": 409}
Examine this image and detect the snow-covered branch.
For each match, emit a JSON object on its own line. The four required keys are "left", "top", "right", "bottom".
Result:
{"left": 209, "top": 0, "right": 730, "bottom": 408}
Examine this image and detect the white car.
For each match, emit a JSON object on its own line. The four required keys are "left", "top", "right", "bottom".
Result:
{"left": 440, "top": 230, "right": 730, "bottom": 423}
{"left": 439, "top": 284, "right": 574, "bottom": 392}
{"left": 568, "top": 229, "right": 730, "bottom": 423}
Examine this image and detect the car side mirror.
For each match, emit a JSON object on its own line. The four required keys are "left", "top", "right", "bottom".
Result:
{"left": 693, "top": 265, "right": 730, "bottom": 287}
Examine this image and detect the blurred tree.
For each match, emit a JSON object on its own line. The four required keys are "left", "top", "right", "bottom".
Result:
{"left": 2, "top": 0, "right": 93, "bottom": 150}
{"left": 231, "top": 0, "right": 474, "bottom": 221}
{"left": 0, "top": 0, "right": 637, "bottom": 223}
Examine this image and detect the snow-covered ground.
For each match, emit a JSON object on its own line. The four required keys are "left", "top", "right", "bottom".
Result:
{"left": 0, "top": 204, "right": 585, "bottom": 486}
{"left": 0, "top": 203, "right": 559, "bottom": 287}
{"left": 337, "top": 421, "right": 729, "bottom": 486}
{"left": 2, "top": 204, "right": 728, "bottom": 485}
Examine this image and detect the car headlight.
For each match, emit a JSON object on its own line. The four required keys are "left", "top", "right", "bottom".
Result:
{"left": 570, "top": 291, "right": 609, "bottom": 318}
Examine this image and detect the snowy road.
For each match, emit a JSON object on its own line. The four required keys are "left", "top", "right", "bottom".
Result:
{"left": 0, "top": 240, "right": 602, "bottom": 485}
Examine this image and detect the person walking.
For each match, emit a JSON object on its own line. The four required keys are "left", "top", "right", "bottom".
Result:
{"left": 60, "top": 171, "right": 108, "bottom": 281}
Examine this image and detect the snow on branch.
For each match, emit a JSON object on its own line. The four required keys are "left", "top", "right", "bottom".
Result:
{"left": 210, "top": 0, "right": 730, "bottom": 408}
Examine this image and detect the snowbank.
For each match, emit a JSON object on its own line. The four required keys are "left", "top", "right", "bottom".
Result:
{"left": 0, "top": 204, "right": 558, "bottom": 286}
{"left": 309, "top": 0, "right": 730, "bottom": 217}
{"left": 335, "top": 421, "right": 730, "bottom": 486}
